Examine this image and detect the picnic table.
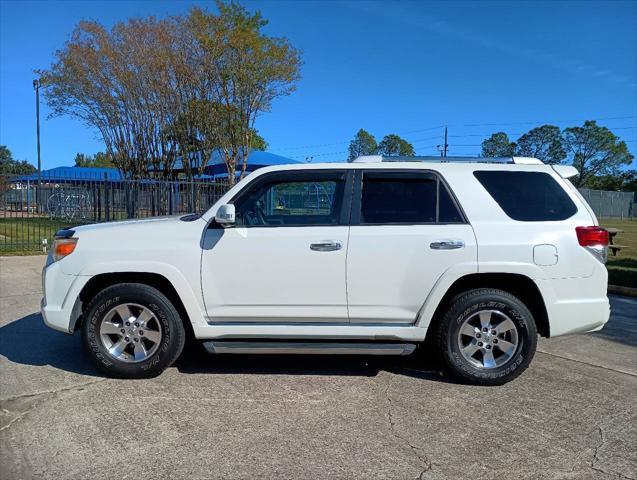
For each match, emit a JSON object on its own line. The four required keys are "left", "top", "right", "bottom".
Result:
{"left": 605, "top": 227, "right": 625, "bottom": 256}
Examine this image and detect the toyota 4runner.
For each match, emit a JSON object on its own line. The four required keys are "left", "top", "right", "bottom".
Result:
{"left": 41, "top": 155, "right": 611, "bottom": 385}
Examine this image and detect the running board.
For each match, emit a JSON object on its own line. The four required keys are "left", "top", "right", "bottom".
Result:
{"left": 202, "top": 341, "right": 417, "bottom": 356}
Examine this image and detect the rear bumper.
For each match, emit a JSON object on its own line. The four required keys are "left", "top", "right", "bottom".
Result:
{"left": 547, "top": 297, "right": 610, "bottom": 336}
{"left": 538, "top": 265, "right": 611, "bottom": 337}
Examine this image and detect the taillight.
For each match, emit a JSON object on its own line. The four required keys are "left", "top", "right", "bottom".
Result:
{"left": 52, "top": 238, "right": 78, "bottom": 262}
{"left": 575, "top": 226, "right": 608, "bottom": 263}
{"left": 576, "top": 226, "right": 609, "bottom": 247}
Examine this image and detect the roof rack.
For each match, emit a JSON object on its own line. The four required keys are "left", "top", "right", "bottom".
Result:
{"left": 350, "top": 155, "right": 543, "bottom": 165}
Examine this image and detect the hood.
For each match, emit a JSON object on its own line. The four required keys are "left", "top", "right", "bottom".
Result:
{"left": 72, "top": 215, "right": 190, "bottom": 234}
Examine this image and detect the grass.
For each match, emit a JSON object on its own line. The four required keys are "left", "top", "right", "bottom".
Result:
{"left": 599, "top": 218, "right": 637, "bottom": 288}
{"left": 0, "top": 217, "right": 78, "bottom": 254}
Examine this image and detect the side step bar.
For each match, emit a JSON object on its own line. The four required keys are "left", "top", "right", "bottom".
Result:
{"left": 202, "top": 341, "right": 417, "bottom": 356}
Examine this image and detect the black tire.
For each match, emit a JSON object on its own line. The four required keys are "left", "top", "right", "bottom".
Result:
{"left": 81, "top": 283, "right": 186, "bottom": 379}
{"left": 435, "top": 288, "right": 537, "bottom": 386}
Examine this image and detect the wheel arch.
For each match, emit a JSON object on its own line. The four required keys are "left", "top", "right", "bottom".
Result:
{"left": 423, "top": 273, "right": 550, "bottom": 344}
{"left": 74, "top": 272, "right": 195, "bottom": 341}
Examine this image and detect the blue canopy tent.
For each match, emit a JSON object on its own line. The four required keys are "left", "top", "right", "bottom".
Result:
{"left": 12, "top": 150, "right": 300, "bottom": 183}
{"left": 169, "top": 150, "right": 301, "bottom": 178}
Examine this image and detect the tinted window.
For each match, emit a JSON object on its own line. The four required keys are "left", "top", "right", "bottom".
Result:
{"left": 474, "top": 171, "right": 577, "bottom": 221}
{"left": 234, "top": 176, "right": 344, "bottom": 226}
{"left": 438, "top": 183, "right": 464, "bottom": 223}
{"left": 361, "top": 173, "right": 437, "bottom": 224}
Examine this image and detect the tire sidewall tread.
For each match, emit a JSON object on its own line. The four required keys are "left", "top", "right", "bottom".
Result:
{"left": 81, "top": 283, "right": 186, "bottom": 379}
{"left": 436, "top": 288, "right": 538, "bottom": 386}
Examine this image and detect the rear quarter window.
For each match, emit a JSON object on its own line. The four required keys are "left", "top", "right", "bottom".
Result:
{"left": 474, "top": 171, "right": 577, "bottom": 221}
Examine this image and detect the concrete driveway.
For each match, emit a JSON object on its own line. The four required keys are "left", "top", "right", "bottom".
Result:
{"left": 1, "top": 255, "right": 635, "bottom": 479}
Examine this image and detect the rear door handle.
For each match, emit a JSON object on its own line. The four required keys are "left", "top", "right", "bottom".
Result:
{"left": 310, "top": 241, "right": 342, "bottom": 252}
{"left": 430, "top": 240, "right": 465, "bottom": 250}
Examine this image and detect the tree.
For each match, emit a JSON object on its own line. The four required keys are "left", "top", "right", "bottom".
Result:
{"left": 187, "top": 3, "right": 301, "bottom": 184}
{"left": 39, "top": 17, "right": 187, "bottom": 178}
{"left": 39, "top": 2, "right": 300, "bottom": 182}
{"left": 481, "top": 132, "right": 515, "bottom": 157}
{"left": 562, "top": 121, "right": 634, "bottom": 187}
{"left": 515, "top": 125, "right": 565, "bottom": 164}
{"left": 74, "top": 152, "right": 115, "bottom": 168}
{"left": 584, "top": 170, "right": 637, "bottom": 191}
{"left": 348, "top": 129, "right": 377, "bottom": 160}
{"left": 0, "top": 146, "right": 36, "bottom": 175}
{"left": 377, "top": 134, "right": 415, "bottom": 157}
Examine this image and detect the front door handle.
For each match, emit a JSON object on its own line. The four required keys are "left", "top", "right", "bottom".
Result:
{"left": 310, "top": 241, "right": 342, "bottom": 252}
{"left": 430, "top": 240, "right": 465, "bottom": 250}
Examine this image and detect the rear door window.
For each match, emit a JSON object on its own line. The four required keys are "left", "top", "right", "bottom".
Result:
{"left": 474, "top": 171, "right": 577, "bottom": 221}
{"left": 359, "top": 172, "right": 464, "bottom": 224}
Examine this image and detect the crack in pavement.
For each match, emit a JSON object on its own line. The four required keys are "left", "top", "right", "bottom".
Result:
{"left": 0, "top": 378, "right": 106, "bottom": 433}
{"left": 589, "top": 424, "right": 636, "bottom": 480}
{"left": 383, "top": 376, "right": 433, "bottom": 479}
{"left": 536, "top": 350, "right": 637, "bottom": 377}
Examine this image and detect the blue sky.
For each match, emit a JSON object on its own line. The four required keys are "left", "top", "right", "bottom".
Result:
{"left": 1, "top": 0, "right": 635, "bottom": 169}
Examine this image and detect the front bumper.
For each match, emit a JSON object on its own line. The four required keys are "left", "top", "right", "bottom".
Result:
{"left": 41, "top": 261, "right": 86, "bottom": 334}
{"left": 41, "top": 297, "right": 72, "bottom": 333}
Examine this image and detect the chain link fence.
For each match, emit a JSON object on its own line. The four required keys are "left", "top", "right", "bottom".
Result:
{"left": 579, "top": 189, "right": 635, "bottom": 220}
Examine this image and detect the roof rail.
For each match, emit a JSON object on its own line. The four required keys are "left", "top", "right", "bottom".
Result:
{"left": 350, "top": 155, "right": 543, "bottom": 165}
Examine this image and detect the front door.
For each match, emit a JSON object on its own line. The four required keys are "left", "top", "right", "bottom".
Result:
{"left": 346, "top": 170, "right": 477, "bottom": 324}
{"left": 201, "top": 170, "right": 352, "bottom": 323}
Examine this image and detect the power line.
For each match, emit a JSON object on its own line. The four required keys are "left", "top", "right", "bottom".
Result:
{"left": 269, "top": 116, "right": 636, "bottom": 153}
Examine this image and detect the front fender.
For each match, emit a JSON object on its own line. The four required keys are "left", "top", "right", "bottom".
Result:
{"left": 78, "top": 261, "right": 207, "bottom": 328}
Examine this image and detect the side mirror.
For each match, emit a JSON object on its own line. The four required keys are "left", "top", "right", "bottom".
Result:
{"left": 215, "top": 204, "right": 236, "bottom": 225}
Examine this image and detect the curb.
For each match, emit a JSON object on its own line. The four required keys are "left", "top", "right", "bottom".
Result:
{"left": 608, "top": 285, "right": 637, "bottom": 297}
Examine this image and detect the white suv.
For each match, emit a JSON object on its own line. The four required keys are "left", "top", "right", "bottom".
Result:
{"left": 41, "top": 156, "right": 611, "bottom": 385}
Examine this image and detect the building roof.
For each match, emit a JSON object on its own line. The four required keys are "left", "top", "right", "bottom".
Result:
{"left": 12, "top": 151, "right": 300, "bottom": 182}
{"left": 171, "top": 149, "right": 300, "bottom": 172}
{"left": 13, "top": 166, "right": 123, "bottom": 182}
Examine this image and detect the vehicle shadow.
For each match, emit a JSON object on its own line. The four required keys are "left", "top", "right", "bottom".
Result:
{"left": 0, "top": 313, "right": 446, "bottom": 382}
{"left": 0, "top": 312, "right": 102, "bottom": 377}
{"left": 174, "top": 344, "right": 446, "bottom": 382}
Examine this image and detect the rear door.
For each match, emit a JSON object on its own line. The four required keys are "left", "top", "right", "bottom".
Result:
{"left": 201, "top": 169, "right": 353, "bottom": 323}
{"left": 346, "top": 170, "right": 477, "bottom": 324}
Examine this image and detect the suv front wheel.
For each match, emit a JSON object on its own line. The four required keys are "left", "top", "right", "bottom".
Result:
{"left": 435, "top": 288, "right": 537, "bottom": 386}
{"left": 82, "top": 283, "right": 186, "bottom": 378}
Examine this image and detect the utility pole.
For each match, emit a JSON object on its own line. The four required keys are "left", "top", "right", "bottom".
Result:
{"left": 443, "top": 126, "right": 448, "bottom": 158}
{"left": 33, "top": 79, "right": 42, "bottom": 209}
{"left": 437, "top": 126, "right": 449, "bottom": 157}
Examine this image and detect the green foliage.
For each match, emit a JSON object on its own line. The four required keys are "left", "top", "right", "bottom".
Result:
{"left": 481, "top": 122, "right": 634, "bottom": 190}
{"left": 348, "top": 129, "right": 378, "bottom": 160}
{"left": 74, "top": 152, "right": 115, "bottom": 168}
{"left": 562, "top": 121, "right": 634, "bottom": 187}
{"left": 377, "top": 134, "right": 415, "bottom": 157}
{"left": 187, "top": 2, "right": 301, "bottom": 183}
{"left": 251, "top": 131, "right": 269, "bottom": 151}
{"left": 481, "top": 132, "right": 515, "bottom": 157}
{"left": 514, "top": 125, "right": 565, "bottom": 164}
{"left": 585, "top": 170, "right": 637, "bottom": 192}
{"left": 0, "top": 146, "right": 37, "bottom": 175}
{"left": 38, "top": 1, "right": 300, "bottom": 182}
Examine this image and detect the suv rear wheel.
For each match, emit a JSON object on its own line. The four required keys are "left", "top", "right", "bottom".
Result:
{"left": 435, "top": 288, "right": 537, "bottom": 386}
{"left": 82, "top": 283, "right": 186, "bottom": 378}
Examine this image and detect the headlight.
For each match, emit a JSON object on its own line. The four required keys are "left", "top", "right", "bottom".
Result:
{"left": 52, "top": 238, "right": 78, "bottom": 262}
